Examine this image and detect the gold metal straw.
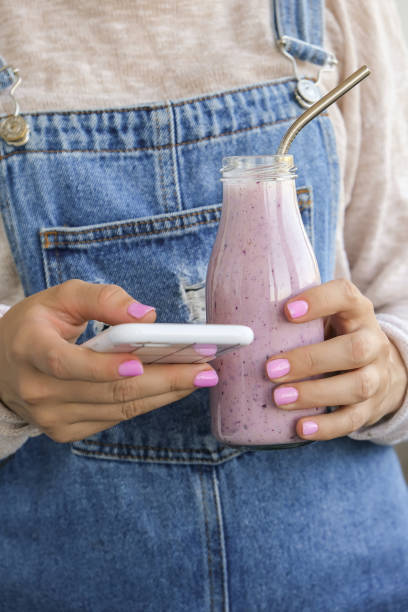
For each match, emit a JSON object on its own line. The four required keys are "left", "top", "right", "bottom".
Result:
{"left": 277, "top": 65, "right": 371, "bottom": 155}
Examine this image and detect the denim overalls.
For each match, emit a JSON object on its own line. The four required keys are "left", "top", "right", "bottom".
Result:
{"left": 0, "top": 2, "right": 408, "bottom": 610}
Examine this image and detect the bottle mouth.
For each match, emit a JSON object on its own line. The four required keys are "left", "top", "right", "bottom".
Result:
{"left": 221, "top": 155, "right": 297, "bottom": 181}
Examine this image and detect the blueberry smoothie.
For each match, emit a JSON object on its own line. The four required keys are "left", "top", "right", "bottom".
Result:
{"left": 206, "top": 156, "right": 325, "bottom": 448}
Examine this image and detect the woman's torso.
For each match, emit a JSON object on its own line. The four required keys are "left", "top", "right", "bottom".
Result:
{"left": 0, "top": 2, "right": 407, "bottom": 610}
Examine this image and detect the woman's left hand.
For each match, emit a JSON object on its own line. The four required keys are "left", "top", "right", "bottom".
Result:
{"left": 265, "top": 279, "right": 408, "bottom": 441}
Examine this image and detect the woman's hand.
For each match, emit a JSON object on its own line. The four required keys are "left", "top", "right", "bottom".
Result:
{"left": 266, "top": 279, "right": 408, "bottom": 441}
{"left": 0, "top": 280, "right": 218, "bottom": 443}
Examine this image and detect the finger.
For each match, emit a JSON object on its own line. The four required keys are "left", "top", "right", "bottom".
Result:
{"left": 266, "top": 328, "right": 381, "bottom": 382}
{"left": 27, "top": 327, "right": 146, "bottom": 382}
{"left": 52, "top": 388, "right": 195, "bottom": 424}
{"left": 44, "top": 279, "right": 157, "bottom": 327}
{"left": 272, "top": 364, "right": 381, "bottom": 410}
{"left": 284, "top": 279, "right": 374, "bottom": 332}
{"left": 68, "top": 361, "right": 217, "bottom": 399}
{"left": 26, "top": 346, "right": 218, "bottom": 396}
{"left": 295, "top": 401, "right": 372, "bottom": 441}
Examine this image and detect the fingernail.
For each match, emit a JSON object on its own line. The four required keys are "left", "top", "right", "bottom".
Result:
{"left": 302, "top": 421, "right": 319, "bottom": 436}
{"left": 274, "top": 386, "right": 298, "bottom": 406}
{"left": 193, "top": 370, "right": 219, "bottom": 388}
{"left": 118, "top": 360, "right": 144, "bottom": 377}
{"left": 128, "top": 302, "right": 155, "bottom": 319}
{"left": 194, "top": 344, "right": 218, "bottom": 357}
{"left": 287, "top": 300, "right": 308, "bottom": 319}
{"left": 267, "top": 358, "right": 290, "bottom": 379}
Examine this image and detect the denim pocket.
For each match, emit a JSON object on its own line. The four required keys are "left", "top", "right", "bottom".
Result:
{"left": 40, "top": 203, "right": 240, "bottom": 465}
{"left": 39, "top": 187, "right": 313, "bottom": 465}
{"left": 40, "top": 204, "right": 222, "bottom": 338}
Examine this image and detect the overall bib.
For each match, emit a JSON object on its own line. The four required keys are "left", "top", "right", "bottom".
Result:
{"left": 0, "top": 2, "right": 407, "bottom": 610}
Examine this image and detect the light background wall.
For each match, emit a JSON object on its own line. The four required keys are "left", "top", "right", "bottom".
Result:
{"left": 393, "top": 0, "right": 408, "bottom": 479}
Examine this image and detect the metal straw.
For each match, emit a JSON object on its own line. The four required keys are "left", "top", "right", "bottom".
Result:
{"left": 277, "top": 65, "right": 371, "bottom": 155}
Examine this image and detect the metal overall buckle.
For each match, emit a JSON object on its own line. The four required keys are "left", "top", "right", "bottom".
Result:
{"left": 0, "top": 65, "right": 29, "bottom": 146}
{"left": 278, "top": 36, "right": 338, "bottom": 108}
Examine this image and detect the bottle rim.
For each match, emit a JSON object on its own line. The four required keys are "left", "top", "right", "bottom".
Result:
{"left": 221, "top": 155, "right": 297, "bottom": 181}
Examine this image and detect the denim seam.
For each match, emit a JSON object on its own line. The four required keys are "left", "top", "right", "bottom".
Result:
{"left": 42, "top": 217, "right": 221, "bottom": 247}
{"left": 41, "top": 241, "right": 52, "bottom": 288}
{"left": 0, "top": 114, "right": 330, "bottom": 162}
{"left": 199, "top": 469, "right": 215, "bottom": 612}
{"left": 41, "top": 206, "right": 221, "bottom": 241}
{"left": 164, "top": 101, "right": 180, "bottom": 213}
{"left": 71, "top": 448, "right": 243, "bottom": 464}
{"left": 154, "top": 108, "right": 170, "bottom": 214}
{"left": 318, "top": 117, "right": 340, "bottom": 274}
{"left": 323, "top": 117, "right": 340, "bottom": 237}
{"left": 212, "top": 468, "right": 229, "bottom": 612}
{"left": 167, "top": 100, "right": 183, "bottom": 211}
{"left": 15, "top": 76, "right": 296, "bottom": 119}
{"left": 74, "top": 438, "right": 235, "bottom": 455}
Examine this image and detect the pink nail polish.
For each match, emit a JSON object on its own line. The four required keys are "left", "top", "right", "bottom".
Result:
{"left": 128, "top": 302, "right": 155, "bottom": 319}
{"left": 302, "top": 421, "right": 319, "bottom": 436}
{"left": 274, "top": 386, "right": 298, "bottom": 406}
{"left": 194, "top": 344, "right": 218, "bottom": 357}
{"left": 287, "top": 299, "right": 308, "bottom": 319}
{"left": 118, "top": 360, "right": 144, "bottom": 377}
{"left": 267, "top": 358, "right": 290, "bottom": 379}
{"left": 193, "top": 370, "right": 219, "bottom": 388}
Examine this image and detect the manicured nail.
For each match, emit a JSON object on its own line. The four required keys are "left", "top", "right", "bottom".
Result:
{"left": 274, "top": 386, "right": 298, "bottom": 406}
{"left": 128, "top": 302, "right": 155, "bottom": 319}
{"left": 193, "top": 370, "right": 219, "bottom": 388}
{"left": 118, "top": 360, "right": 144, "bottom": 377}
{"left": 267, "top": 358, "right": 290, "bottom": 379}
{"left": 302, "top": 421, "right": 319, "bottom": 436}
{"left": 287, "top": 300, "right": 309, "bottom": 319}
{"left": 194, "top": 344, "right": 217, "bottom": 357}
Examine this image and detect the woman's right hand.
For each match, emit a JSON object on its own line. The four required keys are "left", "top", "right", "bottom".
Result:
{"left": 0, "top": 280, "right": 218, "bottom": 443}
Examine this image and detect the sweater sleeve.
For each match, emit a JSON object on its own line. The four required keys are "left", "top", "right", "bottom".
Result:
{"left": 349, "top": 314, "right": 408, "bottom": 445}
{"left": 0, "top": 305, "right": 42, "bottom": 460}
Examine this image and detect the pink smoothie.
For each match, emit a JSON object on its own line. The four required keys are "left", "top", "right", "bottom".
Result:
{"left": 206, "top": 174, "right": 325, "bottom": 447}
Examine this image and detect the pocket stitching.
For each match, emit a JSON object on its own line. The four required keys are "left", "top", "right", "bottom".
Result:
{"left": 42, "top": 215, "right": 222, "bottom": 248}
{"left": 71, "top": 445, "right": 243, "bottom": 465}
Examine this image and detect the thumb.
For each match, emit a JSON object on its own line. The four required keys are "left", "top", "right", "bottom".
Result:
{"left": 46, "top": 279, "right": 156, "bottom": 326}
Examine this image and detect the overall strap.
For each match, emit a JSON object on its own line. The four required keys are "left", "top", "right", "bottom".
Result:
{"left": 0, "top": 56, "right": 15, "bottom": 92}
{"left": 0, "top": 56, "right": 30, "bottom": 145}
{"left": 272, "top": 0, "right": 331, "bottom": 66}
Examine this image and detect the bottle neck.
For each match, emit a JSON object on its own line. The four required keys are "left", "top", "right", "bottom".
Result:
{"left": 221, "top": 155, "right": 296, "bottom": 182}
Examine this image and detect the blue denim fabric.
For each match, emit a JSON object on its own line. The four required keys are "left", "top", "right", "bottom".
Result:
{"left": 0, "top": 1, "right": 407, "bottom": 610}
{"left": 1, "top": 436, "right": 408, "bottom": 611}
{"left": 272, "top": 0, "right": 330, "bottom": 65}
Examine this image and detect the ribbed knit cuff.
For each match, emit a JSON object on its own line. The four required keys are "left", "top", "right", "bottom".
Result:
{"left": 0, "top": 304, "right": 42, "bottom": 459}
{"left": 349, "top": 313, "right": 408, "bottom": 446}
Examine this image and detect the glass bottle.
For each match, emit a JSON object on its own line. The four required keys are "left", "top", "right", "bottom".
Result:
{"left": 206, "top": 155, "right": 325, "bottom": 448}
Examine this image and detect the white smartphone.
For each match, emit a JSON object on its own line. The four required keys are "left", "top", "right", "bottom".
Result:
{"left": 82, "top": 323, "right": 254, "bottom": 364}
